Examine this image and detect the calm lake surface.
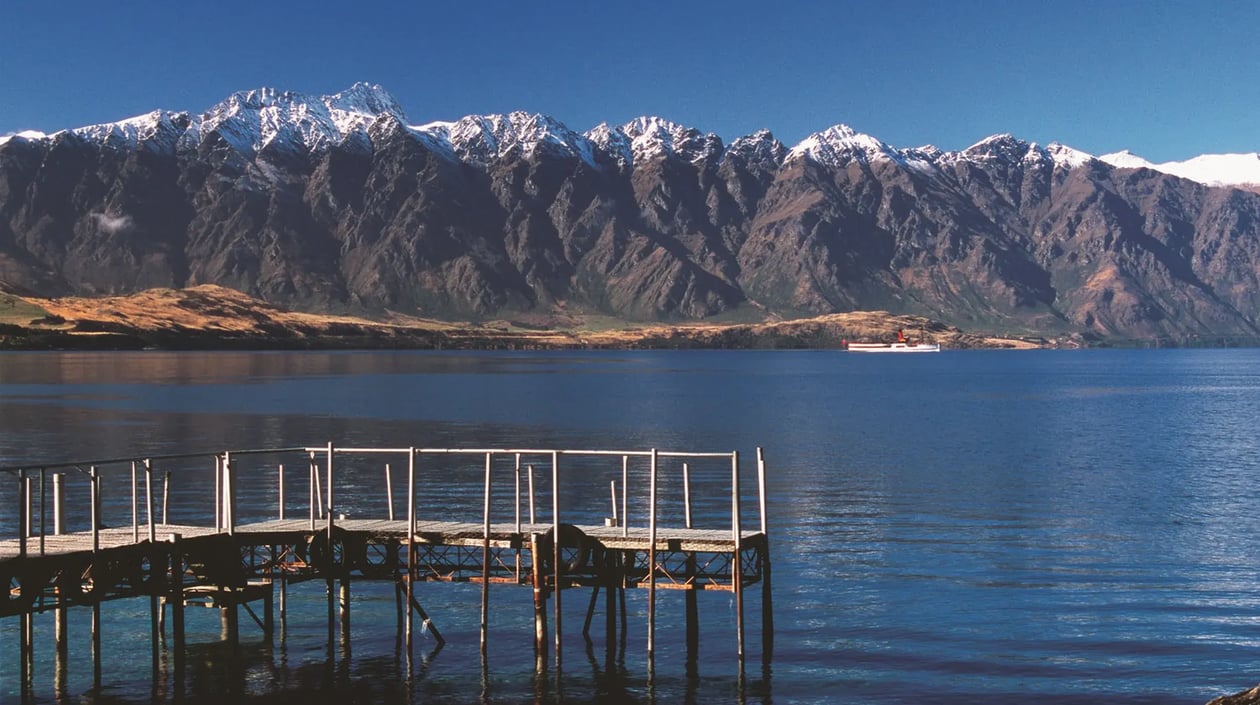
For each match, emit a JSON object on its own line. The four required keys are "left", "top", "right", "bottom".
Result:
{"left": 3, "top": 348, "right": 1260, "bottom": 704}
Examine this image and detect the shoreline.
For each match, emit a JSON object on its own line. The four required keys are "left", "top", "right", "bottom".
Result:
{"left": 0, "top": 284, "right": 1061, "bottom": 352}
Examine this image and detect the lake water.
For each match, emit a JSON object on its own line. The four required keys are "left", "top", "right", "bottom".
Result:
{"left": 2, "top": 349, "right": 1260, "bottom": 704}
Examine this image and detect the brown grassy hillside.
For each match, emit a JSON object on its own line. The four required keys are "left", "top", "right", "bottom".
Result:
{"left": 0, "top": 285, "right": 1042, "bottom": 350}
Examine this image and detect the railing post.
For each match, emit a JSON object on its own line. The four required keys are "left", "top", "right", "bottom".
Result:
{"left": 683, "top": 462, "right": 692, "bottom": 529}
{"left": 162, "top": 470, "right": 171, "bottom": 526}
{"left": 326, "top": 441, "right": 335, "bottom": 519}
{"left": 514, "top": 454, "right": 521, "bottom": 534}
{"left": 278, "top": 464, "right": 285, "bottom": 521}
{"left": 131, "top": 460, "right": 139, "bottom": 543}
{"left": 90, "top": 466, "right": 100, "bottom": 554}
{"left": 610, "top": 480, "right": 618, "bottom": 527}
{"left": 213, "top": 455, "right": 222, "bottom": 532}
{"left": 309, "top": 451, "right": 317, "bottom": 531}
{"left": 527, "top": 464, "right": 536, "bottom": 525}
{"left": 52, "top": 473, "right": 64, "bottom": 536}
{"left": 18, "top": 470, "right": 28, "bottom": 558}
{"left": 622, "top": 455, "right": 629, "bottom": 538}
{"left": 144, "top": 459, "right": 156, "bottom": 543}
{"left": 223, "top": 452, "right": 235, "bottom": 535}
{"left": 38, "top": 468, "right": 46, "bottom": 555}
{"left": 385, "top": 463, "right": 394, "bottom": 521}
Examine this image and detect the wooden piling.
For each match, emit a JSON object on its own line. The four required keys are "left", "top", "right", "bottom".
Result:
{"left": 605, "top": 549, "right": 617, "bottom": 665}
{"left": 339, "top": 577, "right": 351, "bottom": 645}
{"left": 405, "top": 448, "right": 415, "bottom": 652}
{"left": 514, "top": 454, "right": 522, "bottom": 582}
{"left": 55, "top": 584, "right": 68, "bottom": 693}
{"left": 550, "top": 451, "right": 562, "bottom": 671}
{"left": 326, "top": 512, "right": 336, "bottom": 650}
{"left": 480, "top": 452, "right": 492, "bottom": 656}
{"left": 684, "top": 462, "right": 699, "bottom": 666}
{"left": 20, "top": 606, "right": 32, "bottom": 698}
{"left": 530, "top": 532, "right": 548, "bottom": 672}
{"left": 54, "top": 601, "right": 67, "bottom": 696}
{"left": 168, "top": 534, "right": 185, "bottom": 679}
{"left": 758, "top": 447, "right": 774, "bottom": 658}
{"left": 732, "top": 450, "right": 745, "bottom": 670}
{"left": 647, "top": 448, "right": 658, "bottom": 666}
{"left": 91, "top": 601, "right": 102, "bottom": 690}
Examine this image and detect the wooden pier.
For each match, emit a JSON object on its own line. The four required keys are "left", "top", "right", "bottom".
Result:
{"left": 0, "top": 443, "right": 772, "bottom": 698}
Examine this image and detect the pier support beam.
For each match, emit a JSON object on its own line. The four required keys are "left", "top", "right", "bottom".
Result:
{"left": 530, "top": 533, "right": 548, "bottom": 672}
{"left": 168, "top": 534, "right": 186, "bottom": 692}
{"left": 340, "top": 578, "right": 351, "bottom": 653}
{"left": 55, "top": 597, "right": 68, "bottom": 697}
{"left": 480, "top": 452, "right": 491, "bottom": 658}
{"left": 20, "top": 609, "right": 33, "bottom": 699}
{"left": 91, "top": 601, "right": 102, "bottom": 691}
{"left": 732, "top": 450, "right": 745, "bottom": 671}
{"left": 758, "top": 447, "right": 774, "bottom": 661}
{"left": 604, "top": 551, "right": 619, "bottom": 667}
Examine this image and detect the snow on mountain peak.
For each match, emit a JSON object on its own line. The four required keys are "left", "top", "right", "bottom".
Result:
{"left": 0, "top": 130, "right": 50, "bottom": 146}
{"left": 726, "top": 129, "right": 787, "bottom": 167}
{"left": 961, "top": 134, "right": 1095, "bottom": 170}
{"left": 327, "top": 83, "right": 405, "bottom": 119}
{"left": 1100, "top": 150, "right": 1260, "bottom": 187}
{"left": 72, "top": 110, "right": 188, "bottom": 152}
{"left": 411, "top": 111, "right": 597, "bottom": 168}
{"left": 620, "top": 117, "right": 723, "bottom": 164}
{"left": 1099, "top": 150, "right": 1156, "bottom": 170}
{"left": 789, "top": 124, "right": 930, "bottom": 172}
{"left": 1042, "top": 142, "right": 1094, "bottom": 170}
{"left": 585, "top": 122, "right": 633, "bottom": 168}
{"left": 190, "top": 85, "right": 407, "bottom": 156}
{"left": 324, "top": 82, "right": 407, "bottom": 137}
{"left": 962, "top": 133, "right": 1029, "bottom": 161}
{"left": 10, "top": 83, "right": 1256, "bottom": 189}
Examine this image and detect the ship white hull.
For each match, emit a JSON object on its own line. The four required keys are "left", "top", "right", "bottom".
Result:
{"left": 846, "top": 342, "right": 941, "bottom": 353}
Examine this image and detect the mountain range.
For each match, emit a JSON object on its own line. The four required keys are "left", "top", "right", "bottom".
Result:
{"left": 3, "top": 82, "right": 1259, "bottom": 341}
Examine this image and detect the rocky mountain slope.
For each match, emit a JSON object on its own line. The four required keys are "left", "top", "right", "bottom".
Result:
{"left": 3, "top": 83, "right": 1259, "bottom": 340}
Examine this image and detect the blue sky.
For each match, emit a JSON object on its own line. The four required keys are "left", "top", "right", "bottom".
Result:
{"left": 1, "top": 0, "right": 1256, "bottom": 162}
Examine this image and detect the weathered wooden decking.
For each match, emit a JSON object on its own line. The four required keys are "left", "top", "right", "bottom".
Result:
{"left": 0, "top": 521, "right": 764, "bottom": 559}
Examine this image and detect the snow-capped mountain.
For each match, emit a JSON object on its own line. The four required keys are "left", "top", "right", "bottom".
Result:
{"left": 4, "top": 83, "right": 1260, "bottom": 341}
{"left": 412, "top": 112, "right": 598, "bottom": 168}
{"left": 787, "top": 124, "right": 908, "bottom": 168}
{"left": 1100, "top": 150, "right": 1260, "bottom": 188}
{"left": 4, "top": 83, "right": 1256, "bottom": 189}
